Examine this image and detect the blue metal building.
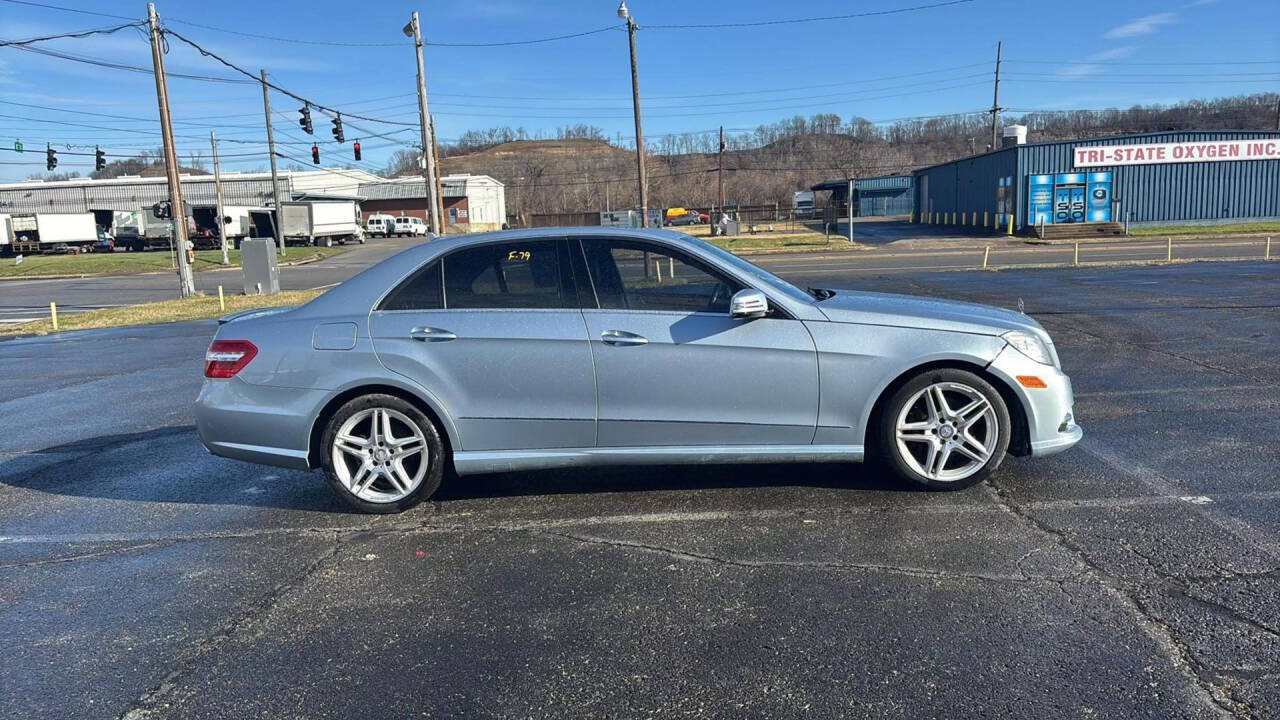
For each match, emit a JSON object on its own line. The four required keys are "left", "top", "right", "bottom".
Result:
{"left": 913, "top": 130, "right": 1280, "bottom": 233}
{"left": 854, "top": 175, "right": 914, "bottom": 217}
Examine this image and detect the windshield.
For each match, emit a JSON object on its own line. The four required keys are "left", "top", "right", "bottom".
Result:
{"left": 683, "top": 234, "right": 815, "bottom": 305}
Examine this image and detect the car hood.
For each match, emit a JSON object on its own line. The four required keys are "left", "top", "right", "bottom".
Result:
{"left": 815, "top": 290, "right": 1048, "bottom": 339}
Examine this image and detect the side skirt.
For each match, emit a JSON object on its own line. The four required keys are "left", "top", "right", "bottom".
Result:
{"left": 452, "top": 445, "right": 864, "bottom": 476}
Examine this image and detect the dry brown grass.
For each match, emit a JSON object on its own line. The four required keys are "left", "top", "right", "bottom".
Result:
{"left": 3, "top": 289, "right": 324, "bottom": 338}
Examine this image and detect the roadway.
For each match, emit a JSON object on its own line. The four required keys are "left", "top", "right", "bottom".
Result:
{"left": 0, "top": 233, "right": 1271, "bottom": 322}
{"left": 1, "top": 260, "right": 1277, "bottom": 718}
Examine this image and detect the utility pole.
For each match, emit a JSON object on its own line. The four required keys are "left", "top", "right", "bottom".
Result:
{"left": 430, "top": 115, "right": 445, "bottom": 233}
{"left": 147, "top": 3, "right": 194, "bottom": 298}
{"left": 618, "top": 2, "right": 649, "bottom": 227}
{"left": 210, "top": 131, "right": 228, "bottom": 265}
{"left": 406, "top": 11, "right": 441, "bottom": 235}
{"left": 989, "top": 40, "right": 1003, "bottom": 152}
{"left": 1275, "top": 96, "right": 1279, "bottom": 130}
{"left": 717, "top": 125, "right": 726, "bottom": 221}
{"left": 260, "top": 69, "right": 285, "bottom": 256}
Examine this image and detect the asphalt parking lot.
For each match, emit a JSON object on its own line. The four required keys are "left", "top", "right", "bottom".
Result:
{"left": 1, "top": 260, "right": 1277, "bottom": 719}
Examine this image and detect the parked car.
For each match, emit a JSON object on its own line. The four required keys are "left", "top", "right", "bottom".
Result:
{"left": 392, "top": 216, "right": 430, "bottom": 237}
{"left": 366, "top": 214, "right": 397, "bottom": 238}
{"left": 665, "top": 208, "right": 707, "bottom": 226}
{"left": 196, "top": 227, "right": 1081, "bottom": 513}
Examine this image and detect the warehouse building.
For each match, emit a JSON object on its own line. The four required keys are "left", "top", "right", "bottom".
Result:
{"left": 809, "top": 174, "right": 916, "bottom": 219}
{"left": 914, "top": 128, "right": 1280, "bottom": 236}
{"left": 0, "top": 168, "right": 381, "bottom": 216}
{"left": 0, "top": 169, "right": 507, "bottom": 234}
{"left": 357, "top": 173, "right": 507, "bottom": 232}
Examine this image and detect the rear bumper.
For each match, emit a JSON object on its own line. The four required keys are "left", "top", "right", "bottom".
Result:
{"left": 194, "top": 378, "right": 325, "bottom": 471}
{"left": 986, "top": 345, "right": 1083, "bottom": 458}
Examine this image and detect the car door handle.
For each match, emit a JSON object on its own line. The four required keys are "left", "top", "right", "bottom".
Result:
{"left": 409, "top": 327, "right": 456, "bottom": 342}
{"left": 600, "top": 330, "right": 648, "bottom": 346}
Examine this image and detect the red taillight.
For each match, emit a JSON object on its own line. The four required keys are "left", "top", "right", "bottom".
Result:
{"left": 205, "top": 340, "right": 258, "bottom": 379}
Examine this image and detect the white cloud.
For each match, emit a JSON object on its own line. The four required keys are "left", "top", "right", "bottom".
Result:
{"left": 1057, "top": 47, "right": 1137, "bottom": 77}
{"left": 1105, "top": 12, "right": 1177, "bottom": 38}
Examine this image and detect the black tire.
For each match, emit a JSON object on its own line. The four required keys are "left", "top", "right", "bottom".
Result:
{"left": 877, "top": 368, "right": 1010, "bottom": 491}
{"left": 321, "top": 394, "right": 445, "bottom": 513}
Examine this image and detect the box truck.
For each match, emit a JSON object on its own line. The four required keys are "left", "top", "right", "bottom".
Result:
{"left": 191, "top": 205, "right": 267, "bottom": 250}
{"left": 6, "top": 213, "right": 99, "bottom": 254}
{"left": 279, "top": 200, "right": 364, "bottom": 247}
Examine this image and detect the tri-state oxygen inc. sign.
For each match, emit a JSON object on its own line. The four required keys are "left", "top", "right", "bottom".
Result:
{"left": 1073, "top": 139, "right": 1280, "bottom": 167}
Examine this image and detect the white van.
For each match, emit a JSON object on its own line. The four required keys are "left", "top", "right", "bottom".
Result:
{"left": 392, "top": 216, "right": 429, "bottom": 237}
{"left": 365, "top": 214, "right": 396, "bottom": 238}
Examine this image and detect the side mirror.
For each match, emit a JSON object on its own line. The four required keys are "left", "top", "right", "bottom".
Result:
{"left": 729, "top": 288, "right": 768, "bottom": 319}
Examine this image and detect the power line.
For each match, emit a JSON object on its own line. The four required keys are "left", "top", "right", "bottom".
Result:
{"left": 160, "top": 28, "right": 419, "bottom": 126}
{"left": 645, "top": 0, "right": 974, "bottom": 28}
{"left": 0, "top": 21, "right": 144, "bottom": 46}
{"left": 8, "top": 44, "right": 254, "bottom": 83}
{"left": 0, "top": 0, "right": 135, "bottom": 21}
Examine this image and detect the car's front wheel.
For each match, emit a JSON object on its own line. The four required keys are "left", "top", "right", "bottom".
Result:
{"left": 321, "top": 394, "right": 444, "bottom": 513}
{"left": 879, "top": 368, "right": 1010, "bottom": 490}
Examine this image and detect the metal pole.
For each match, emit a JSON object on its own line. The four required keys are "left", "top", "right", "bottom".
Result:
{"left": 409, "top": 11, "right": 441, "bottom": 235}
{"left": 846, "top": 178, "right": 854, "bottom": 243}
{"left": 624, "top": 14, "right": 649, "bottom": 227}
{"left": 211, "top": 131, "right": 228, "bottom": 265}
{"left": 260, "top": 69, "right": 285, "bottom": 256}
{"left": 717, "top": 125, "right": 725, "bottom": 223}
{"left": 990, "top": 40, "right": 1002, "bottom": 151}
{"left": 430, "top": 115, "right": 445, "bottom": 234}
{"left": 147, "top": 3, "right": 194, "bottom": 297}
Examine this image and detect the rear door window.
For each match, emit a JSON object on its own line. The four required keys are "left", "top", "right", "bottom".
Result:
{"left": 442, "top": 239, "right": 577, "bottom": 309}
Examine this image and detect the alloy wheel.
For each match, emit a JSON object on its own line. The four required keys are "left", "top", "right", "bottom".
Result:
{"left": 894, "top": 381, "right": 999, "bottom": 482}
{"left": 330, "top": 407, "right": 429, "bottom": 503}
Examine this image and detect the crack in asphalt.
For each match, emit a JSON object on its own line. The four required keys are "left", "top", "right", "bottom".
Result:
{"left": 117, "top": 532, "right": 351, "bottom": 720}
{"left": 983, "top": 480, "right": 1246, "bottom": 718}
{"left": 536, "top": 528, "right": 1071, "bottom": 584}
{"left": 1041, "top": 316, "right": 1246, "bottom": 377}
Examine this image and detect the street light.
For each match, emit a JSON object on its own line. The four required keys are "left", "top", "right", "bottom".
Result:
{"left": 618, "top": 1, "right": 649, "bottom": 227}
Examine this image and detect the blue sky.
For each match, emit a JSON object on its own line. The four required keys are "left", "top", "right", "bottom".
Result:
{"left": 1, "top": 0, "right": 1277, "bottom": 182}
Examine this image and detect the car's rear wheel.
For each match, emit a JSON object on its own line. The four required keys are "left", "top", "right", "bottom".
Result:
{"left": 321, "top": 394, "right": 444, "bottom": 513}
{"left": 879, "top": 368, "right": 1010, "bottom": 490}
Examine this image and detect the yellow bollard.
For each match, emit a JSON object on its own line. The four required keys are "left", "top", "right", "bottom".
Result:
{"left": 962, "top": 213, "right": 967, "bottom": 226}
{"left": 950, "top": 212, "right": 956, "bottom": 225}
{"left": 1007, "top": 214, "right": 1014, "bottom": 236}
{"left": 50, "top": 302, "right": 58, "bottom": 331}
{"left": 218, "top": 285, "right": 226, "bottom": 312}
{"left": 1166, "top": 237, "right": 1172, "bottom": 263}
{"left": 983, "top": 246, "right": 991, "bottom": 270}
{"left": 1073, "top": 242, "right": 1079, "bottom": 267}
{"left": 983, "top": 211, "right": 989, "bottom": 228}
{"left": 972, "top": 212, "right": 977, "bottom": 226}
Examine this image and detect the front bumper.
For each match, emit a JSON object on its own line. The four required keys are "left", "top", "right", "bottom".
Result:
{"left": 986, "top": 345, "right": 1083, "bottom": 458}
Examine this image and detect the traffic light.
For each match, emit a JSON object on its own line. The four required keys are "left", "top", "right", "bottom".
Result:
{"left": 299, "top": 105, "right": 313, "bottom": 134}
{"left": 331, "top": 114, "right": 344, "bottom": 143}
{"left": 311, "top": 144, "right": 320, "bottom": 165}
{"left": 45, "top": 144, "right": 57, "bottom": 171}
{"left": 352, "top": 140, "right": 361, "bottom": 162}
{"left": 95, "top": 146, "right": 106, "bottom": 171}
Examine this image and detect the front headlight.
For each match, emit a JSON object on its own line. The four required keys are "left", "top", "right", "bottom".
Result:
{"left": 1002, "top": 331, "right": 1054, "bottom": 365}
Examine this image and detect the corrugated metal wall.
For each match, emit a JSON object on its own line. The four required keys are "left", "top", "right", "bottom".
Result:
{"left": 914, "top": 149, "right": 1017, "bottom": 221}
{"left": 915, "top": 131, "right": 1280, "bottom": 231}
{"left": 1015, "top": 131, "right": 1280, "bottom": 227}
{"left": 855, "top": 175, "right": 914, "bottom": 217}
{"left": 0, "top": 177, "right": 289, "bottom": 214}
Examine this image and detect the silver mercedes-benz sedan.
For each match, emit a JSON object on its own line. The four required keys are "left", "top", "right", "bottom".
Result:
{"left": 196, "top": 227, "right": 1081, "bottom": 513}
